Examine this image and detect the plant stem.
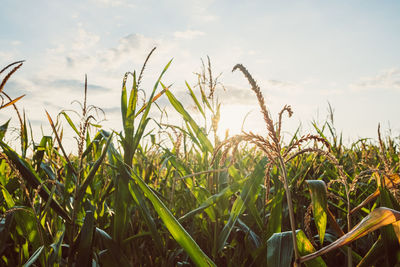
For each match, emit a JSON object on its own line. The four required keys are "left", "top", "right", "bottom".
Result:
{"left": 346, "top": 187, "right": 352, "bottom": 267}
{"left": 278, "top": 156, "right": 300, "bottom": 266}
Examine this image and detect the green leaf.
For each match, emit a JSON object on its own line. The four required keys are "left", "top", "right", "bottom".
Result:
{"left": 126, "top": 72, "right": 138, "bottom": 122}
{"left": 127, "top": 166, "right": 216, "bottom": 267}
{"left": 121, "top": 72, "right": 129, "bottom": 131}
{"left": 122, "top": 61, "right": 172, "bottom": 166}
{"left": 296, "top": 230, "right": 326, "bottom": 267}
{"left": 32, "top": 136, "right": 52, "bottom": 170}
{"left": 21, "top": 112, "right": 28, "bottom": 158}
{"left": 378, "top": 187, "right": 400, "bottom": 266}
{"left": 165, "top": 90, "right": 213, "bottom": 152}
{"left": 0, "top": 141, "right": 71, "bottom": 222}
{"left": 76, "top": 210, "right": 95, "bottom": 267}
{"left": 179, "top": 171, "right": 249, "bottom": 222}
{"left": 1, "top": 187, "right": 15, "bottom": 207}
{"left": 0, "top": 119, "right": 10, "bottom": 141}
{"left": 23, "top": 245, "right": 43, "bottom": 267}
{"left": 81, "top": 130, "right": 110, "bottom": 159}
{"left": 217, "top": 157, "right": 268, "bottom": 252}
{"left": 186, "top": 81, "right": 205, "bottom": 119}
{"left": 77, "top": 133, "right": 113, "bottom": 202}
{"left": 306, "top": 180, "right": 328, "bottom": 245}
{"left": 356, "top": 236, "right": 384, "bottom": 267}
{"left": 95, "top": 228, "right": 130, "bottom": 267}
{"left": 128, "top": 176, "right": 164, "bottom": 255}
{"left": 266, "top": 188, "right": 284, "bottom": 240}
{"left": 267, "top": 231, "right": 293, "bottom": 267}
{"left": 60, "top": 111, "right": 80, "bottom": 135}
{"left": 49, "top": 228, "right": 65, "bottom": 266}
{"left": 0, "top": 213, "right": 13, "bottom": 255}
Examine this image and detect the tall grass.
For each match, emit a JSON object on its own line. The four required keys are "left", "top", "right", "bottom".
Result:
{"left": 1, "top": 53, "right": 400, "bottom": 266}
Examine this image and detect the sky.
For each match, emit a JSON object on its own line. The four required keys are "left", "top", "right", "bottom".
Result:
{"left": 1, "top": 0, "right": 400, "bottom": 149}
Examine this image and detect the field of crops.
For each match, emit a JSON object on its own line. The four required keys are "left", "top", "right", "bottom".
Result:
{"left": 1, "top": 53, "right": 400, "bottom": 267}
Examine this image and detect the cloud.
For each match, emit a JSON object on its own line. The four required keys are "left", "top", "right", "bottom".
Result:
{"left": 173, "top": 30, "right": 205, "bottom": 40}
{"left": 61, "top": 32, "right": 160, "bottom": 74}
{"left": 102, "top": 106, "right": 120, "bottom": 114}
{"left": 190, "top": 0, "right": 218, "bottom": 22}
{"left": 72, "top": 27, "right": 100, "bottom": 51}
{"left": 11, "top": 41, "right": 21, "bottom": 46}
{"left": 90, "top": 0, "right": 135, "bottom": 8}
{"left": 259, "top": 78, "right": 306, "bottom": 95}
{"left": 0, "top": 51, "right": 16, "bottom": 63}
{"left": 33, "top": 78, "right": 110, "bottom": 92}
{"left": 215, "top": 85, "right": 258, "bottom": 105}
{"left": 100, "top": 34, "right": 158, "bottom": 65}
{"left": 351, "top": 68, "right": 400, "bottom": 90}
{"left": 267, "top": 79, "right": 297, "bottom": 89}
{"left": 3, "top": 80, "right": 31, "bottom": 98}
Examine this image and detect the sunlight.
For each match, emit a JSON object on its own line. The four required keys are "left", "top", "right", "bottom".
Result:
{"left": 216, "top": 104, "right": 261, "bottom": 139}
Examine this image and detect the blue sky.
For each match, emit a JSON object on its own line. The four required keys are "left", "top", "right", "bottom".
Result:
{"left": 1, "top": 0, "right": 400, "bottom": 147}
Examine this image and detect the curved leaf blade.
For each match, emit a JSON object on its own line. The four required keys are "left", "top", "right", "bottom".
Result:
{"left": 300, "top": 207, "right": 400, "bottom": 263}
{"left": 76, "top": 210, "right": 94, "bottom": 266}
{"left": 267, "top": 231, "right": 293, "bottom": 267}
{"left": 306, "top": 180, "right": 328, "bottom": 245}
{"left": 128, "top": 167, "right": 216, "bottom": 267}
{"left": 0, "top": 141, "right": 71, "bottom": 222}
{"left": 165, "top": 90, "right": 213, "bottom": 152}
{"left": 23, "top": 245, "right": 43, "bottom": 267}
{"left": 217, "top": 157, "right": 268, "bottom": 252}
{"left": 296, "top": 230, "right": 326, "bottom": 267}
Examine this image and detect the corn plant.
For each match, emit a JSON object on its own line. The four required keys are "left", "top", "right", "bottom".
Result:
{"left": 1, "top": 56, "right": 400, "bottom": 267}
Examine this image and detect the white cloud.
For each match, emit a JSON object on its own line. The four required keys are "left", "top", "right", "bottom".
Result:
{"left": 0, "top": 51, "right": 16, "bottom": 63}
{"left": 190, "top": 0, "right": 218, "bottom": 22}
{"left": 260, "top": 79, "right": 305, "bottom": 95}
{"left": 11, "top": 41, "right": 21, "bottom": 46}
{"left": 90, "top": 0, "right": 135, "bottom": 8}
{"left": 72, "top": 27, "right": 100, "bottom": 51}
{"left": 62, "top": 32, "right": 159, "bottom": 72}
{"left": 351, "top": 68, "right": 400, "bottom": 90}
{"left": 173, "top": 30, "right": 205, "bottom": 40}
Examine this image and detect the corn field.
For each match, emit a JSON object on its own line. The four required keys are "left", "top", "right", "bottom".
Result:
{"left": 1, "top": 51, "right": 400, "bottom": 266}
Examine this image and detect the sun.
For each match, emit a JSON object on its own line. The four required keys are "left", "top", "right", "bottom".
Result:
{"left": 216, "top": 104, "right": 262, "bottom": 139}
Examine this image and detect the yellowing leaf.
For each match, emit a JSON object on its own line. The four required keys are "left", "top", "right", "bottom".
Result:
{"left": 306, "top": 180, "right": 328, "bottom": 245}
{"left": 296, "top": 230, "right": 326, "bottom": 267}
{"left": 300, "top": 207, "right": 400, "bottom": 264}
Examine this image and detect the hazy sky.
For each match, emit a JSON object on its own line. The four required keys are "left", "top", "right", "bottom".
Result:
{"left": 1, "top": 0, "right": 400, "bottom": 147}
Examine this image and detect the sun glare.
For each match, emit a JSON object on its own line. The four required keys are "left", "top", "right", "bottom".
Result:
{"left": 216, "top": 104, "right": 260, "bottom": 139}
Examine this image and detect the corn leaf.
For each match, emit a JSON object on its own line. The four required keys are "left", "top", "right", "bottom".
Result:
{"left": 128, "top": 166, "right": 216, "bottom": 267}
{"left": 186, "top": 81, "right": 205, "bottom": 119}
{"left": 48, "top": 228, "right": 65, "bottom": 266}
{"left": 217, "top": 157, "right": 268, "bottom": 252}
{"left": 378, "top": 187, "right": 400, "bottom": 266}
{"left": 179, "top": 173, "right": 249, "bottom": 222}
{"left": 306, "top": 180, "right": 328, "bottom": 245}
{"left": 95, "top": 228, "right": 130, "bottom": 266}
{"left": 296, "top": 230, "right": 326, "bottom": 267}
{"left": 266, "top": 188, "right": 284, "bottom": 240}
{"left": 23, "top": 245, "right": 43, "bottom": 267}
{"left": 165, "top": 90, "right": 213, "bottom": 152}
{"left": 76, "top": 210, "right": 94, "bottom": 266}
{"left": 0, "top": 141, "right": 70, "bottom": 222}
{"left": 127, "top": 174, "right": 164, "bottom": 255}
{"left": 60, "top": 111, "right": 79, "bottom": 136}
{"left": 76, "top": 133, "right": 113, "bottom": 202}
{"left": 356, "top": 236, "right": 384, "bottom": 267}
{"left": 267, "top": 231, "right": 293, "bottom": 267}
{"left": 300, "top": 207, "right": 400, "bottom": 263}
{"left": 0, "top": 119, "right": 10, "bottom": 141}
